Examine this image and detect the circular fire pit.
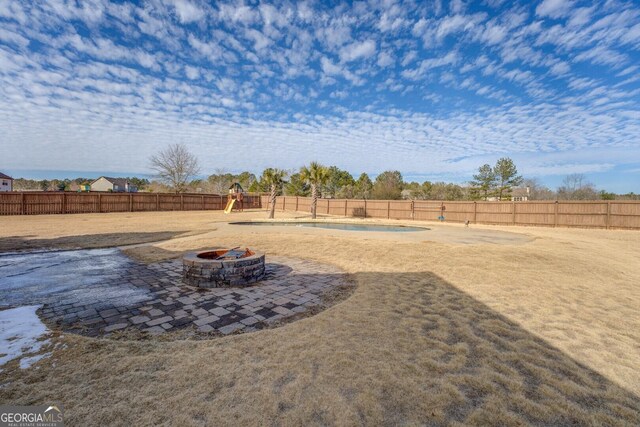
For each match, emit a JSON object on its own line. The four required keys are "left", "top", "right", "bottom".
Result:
{"left": 182, "top": 248, "right": 265, "bottom": 288}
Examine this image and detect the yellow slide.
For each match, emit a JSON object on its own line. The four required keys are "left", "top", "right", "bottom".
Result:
{"left": 224, "top": 199, "right": 236, "bottom": 214}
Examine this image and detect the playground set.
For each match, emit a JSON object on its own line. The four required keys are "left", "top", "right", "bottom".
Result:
{"left": 224, "top": 182, "right": 245, "bottom": 213}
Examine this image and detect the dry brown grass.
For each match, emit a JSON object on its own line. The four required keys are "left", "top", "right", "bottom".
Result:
{"left": 0, "top": 210, "right": 262, "bottom": 252}
{"left": 1, "top": 210, "right": 639, "bottom": 425}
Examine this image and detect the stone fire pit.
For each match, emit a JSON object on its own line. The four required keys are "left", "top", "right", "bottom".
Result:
{"left": 182, "top": 248, "right": 265, "bottom": 288}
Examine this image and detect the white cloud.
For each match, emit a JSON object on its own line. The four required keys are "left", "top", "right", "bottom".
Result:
{"left": 187, "top": 34, "right": 223, "bottom": 62}
{"left": 339, "top": 39, "right": 377, "bottom": 62}
{"left": 184, "top": 65, "right": 200, "bottom": 79}
{"left": 401, "top": 51, "right": 458, "bottom": 80}
{"left": 318, "top": 56, "right": 362, "bottom": 85}
{"left": 568, "top": 7, "right": 593, "bottom": 28}
{"left": 378, "top": 12, "right": 408, "bottom": 32}
{"left": 0, "top": 0, "right": 639, "bottom": 189}
{"left": 617, "top": 65, "right": 639, "bottom": 77}
{"left": 377, "top": 51, "right": 394, "bottom": 68}
{"left": 549, "top": 61, "right": 570, "bottom": 75}
{"left": 217, "top": 4, "right": 258, "bottom": 25}
{"left": 0, "top": 28, "right": 29, "bottom": 48}
{"left": 434, "top": 13, "right": 486, "bottom": 41}
{"left": 320, "top": 57, "right": 342, "bottom": 76}
{"left": 245, "top": 28, "right": 272, "bottom": 51}
{"left": 567, "top": 77, "right": 597, "bottom": 90}
{"left": 401, "top": 50, "right": 418, "bottom": 66}
{"left": 620, "top": 23, "right": 640, "bottom": 45}
{"left": 436, "top": 15, "right": 469, "bottom": 39}
{"left": 170, "top": 0, "right": 203, "bottom": 24}
{"left": 450, "top": 0, "right": 465, "bottom": 15}
{"left": 482, "top": 22, "right": 507, "bottom": 45}
{"left": 573, "top": 45, "right": 626, "bottom": 67}
{"left": 0, "top": 0, "right": 27, "bottom": 24}
{"left": 536, "top": 0, "right": 574, "bottom": 19}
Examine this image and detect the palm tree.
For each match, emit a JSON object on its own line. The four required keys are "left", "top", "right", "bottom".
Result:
{"left": 262, "top": 168, "right": 287, "bottom": 219}
{"left": 300, "top": 162, "right": 329, "bottom": 219}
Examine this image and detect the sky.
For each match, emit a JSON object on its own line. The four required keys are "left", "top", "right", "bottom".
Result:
{"left": 0, "top": 0, "right": 639, "bottom": 192}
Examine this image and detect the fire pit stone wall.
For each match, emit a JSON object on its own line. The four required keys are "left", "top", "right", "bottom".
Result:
{"left": 183, "top": 249, "right": 265, "bottom": 288}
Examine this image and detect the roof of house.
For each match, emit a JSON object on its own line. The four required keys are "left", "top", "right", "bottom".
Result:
{"left": 511, "top": 187, "right": 530, "bottom": 197}
{"left": 0, "top": 172, "right": 13, "bottom": 180}
{"left": 92, "top": 176, "right": 133, "bottom": 188}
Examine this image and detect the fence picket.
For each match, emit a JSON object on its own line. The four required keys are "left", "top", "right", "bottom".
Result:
{"left": 258, "top": 196, "right": 640, "bottom": 230}
{"left": 0, "top": 192, "right": 264, "bottom": 216}
{"left": 3, "top": 193, "right": 640, "bottom": 230}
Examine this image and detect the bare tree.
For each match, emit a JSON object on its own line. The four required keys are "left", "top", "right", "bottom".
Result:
{"left": 523, "top": 178, "right": 556, "bottom": 200}
{"left": 207, "top": 169, "right": 234, "bottom": 194}
{"left": 149, "top": 143, "right": 200, "bottom": 193}
{"left": 557, "top": 173, "right": 598, "bottom": 200}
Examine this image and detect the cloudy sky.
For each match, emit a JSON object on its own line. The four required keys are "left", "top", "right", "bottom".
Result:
{"left": 0, "top": 0, "right": 639, "bottom": 191}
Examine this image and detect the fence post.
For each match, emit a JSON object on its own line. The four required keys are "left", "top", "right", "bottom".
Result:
{"left": 411, "top": 200, "right": 415, "bottom": 220}
{"left": 364, "top": 199, "right": 367, "bottom": 218}
{"left": 387, "top": 201, "right": 391, "bottom": 219}
{"left": 156, "top": 194, "right": 160, "bottom": 211}
{"left": 606, "top": 201, "right": 611, "bottom": 229}
{"left": 327, "top": 199, "right": 330, "bottom": 215}
{"left": 202, "top": 195, "right": 205, "bottom": 210}
{"left": 512, "top": 201, "right": 516, "bottom": 225}
{"left": 98, "top": 193, "right": 102, "bottom": 213}
{"left": 296, "top": 196, "right": 299, "bottom": 212}
{"left": 554, "top": 201, "right": 558, "bottom": 227}
{"left": 473, "top": 201, "right": 477, "bottom": 224}
{"left": 21, "top": 193, "right": 25, "bottom": 215}
{"left": 129, "top": 193, "right": 133, "bottom": 212}
{"left": 344, "top": 200, "right": 348, "bottom": 217}
{"left": 61, "top": 193, "right": 66, "bottom": 214}
{"left": 180, "top": 194, "right": 184, "bottom": 211}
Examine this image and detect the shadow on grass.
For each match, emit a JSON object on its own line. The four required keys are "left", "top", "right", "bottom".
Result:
{"left": 327, "top": 270, "right": 640, "bottom": 425}
{"left": 0, "top": 231, "right": 191, "bottom": 253}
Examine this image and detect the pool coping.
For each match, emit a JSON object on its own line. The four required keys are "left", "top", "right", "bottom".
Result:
{"left": 229, "top": 221, "right": 431, "bottom": 232}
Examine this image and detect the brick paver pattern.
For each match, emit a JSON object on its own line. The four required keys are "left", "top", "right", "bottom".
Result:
{"left": 39, "top": 256, "right": 348, "bottom": 337}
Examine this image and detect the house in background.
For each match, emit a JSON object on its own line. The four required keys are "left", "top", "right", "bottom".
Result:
{"left": 90, "top": 176, "right": 138, "bottom": 193}
{"left": 511, "top": 186, "right": 530, "bottom": 201}
{"left": 486, "top": 186, "right": 530, "bottom": 201}
{"left": 68, "top": 182, "right": 91, "bottom": 192}
{"left": 0, "top": 172, "right": 13, "bottom": 192}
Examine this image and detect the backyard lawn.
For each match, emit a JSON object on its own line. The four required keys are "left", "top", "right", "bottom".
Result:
{"left": 1, "top": 210, "right": 639, "bottom": 425}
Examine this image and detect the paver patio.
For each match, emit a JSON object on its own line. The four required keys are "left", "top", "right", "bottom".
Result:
{"left": 38, "top": 256, "right": 350, "bottom": 337}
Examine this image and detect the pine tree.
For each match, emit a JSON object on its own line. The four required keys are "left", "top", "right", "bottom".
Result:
{"left": 494, "top": 158, "right": 523, "bottom": 200}
{"left": 470, "top": 164, "right": 497, "bottom": 200}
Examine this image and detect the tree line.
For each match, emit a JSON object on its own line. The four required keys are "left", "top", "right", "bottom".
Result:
{"left": 11, "top": 144, "right": 637, "bottom": 202}
{"left": 12, "top": 177, "right": 150, "bottom": 192}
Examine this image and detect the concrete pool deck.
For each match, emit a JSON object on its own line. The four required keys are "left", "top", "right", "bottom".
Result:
{"left": 218, "top": 217, "right": 535, "bottom": 246}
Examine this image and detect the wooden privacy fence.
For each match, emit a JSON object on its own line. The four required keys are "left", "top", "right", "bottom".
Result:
{"left": 0, "top": 192, "right": 262, "bottom": 215}
{"left": 260, "top": 196, "right": 640, "bottom": 230}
